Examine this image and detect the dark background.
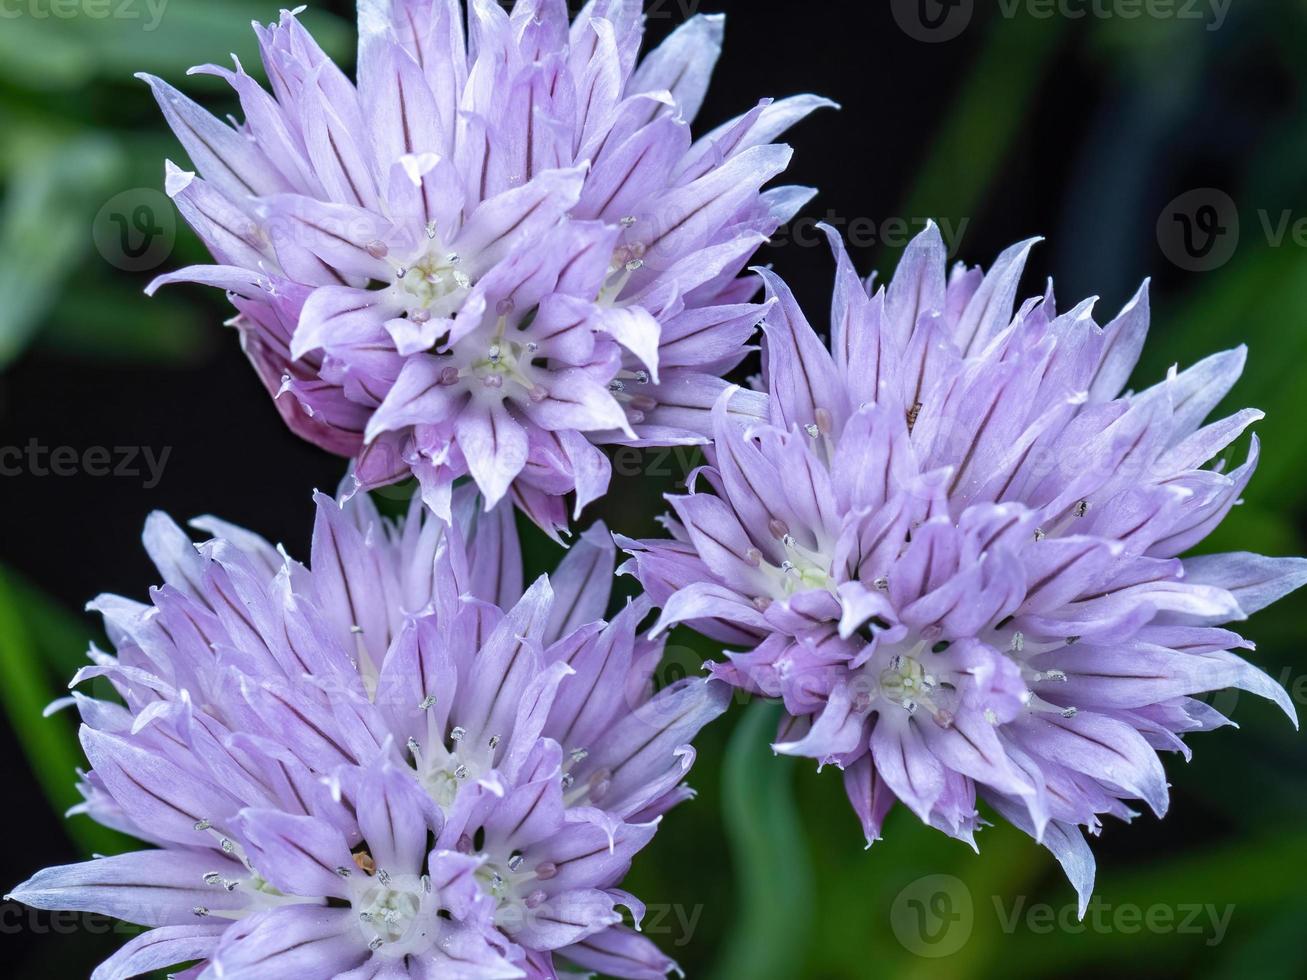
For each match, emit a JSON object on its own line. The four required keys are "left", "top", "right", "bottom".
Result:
{"left": 2, "top": 1, "right": 1305, "bottom": 977}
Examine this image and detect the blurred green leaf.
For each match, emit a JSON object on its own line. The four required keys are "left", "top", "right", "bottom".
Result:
{"left": 0, "top": 2, "right": 352, "bottom": 90}
{"left": 0, "top": 564, "right": 128, "bottom": 857}
{"left": 0, "top": 18, "right": 95, "bottom": 90}
{"left": 995, "top": 828, "right": 1307, "bottom": 977}
{"left": 1203, "top": 897, "right": 1307, "bottom": 980}
{"left": 42, "top": 279, "right": 210, "bottom": 363}
{"left": 891, "top": 11, "right": 1069, "bottom": 267}
{"left": 708, "top": 701, "right": 815, "bottom": 980}
{"left": 0, "top": 131, "right": 125, "bottom": 368}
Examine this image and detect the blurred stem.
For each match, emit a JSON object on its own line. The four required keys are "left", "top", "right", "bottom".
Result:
{"left": 708, "top": 701, "right": 815, "bottom": 980}
{"left": 892, "top": 13, "right": 1069, "bottom": 265}
{"left": 0, "top": 564, "right": 128, "bottom": 857}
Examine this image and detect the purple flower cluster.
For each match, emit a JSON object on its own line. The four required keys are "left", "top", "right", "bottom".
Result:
{"left": 9, "top": 3, "right": 1306, "bottom": 975}
{"left": 623, "top": 224, "right": 1307, "bottom": 908}
{"left": 11, "top": 491, "right": 727, "bottom": 978}
{"left": 145, "top": 0, "right": 828, "bottom": 533}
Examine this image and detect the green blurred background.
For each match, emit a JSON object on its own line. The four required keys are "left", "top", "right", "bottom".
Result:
{"left": 1, "top": 1, "right": 1305, "bottom": 977}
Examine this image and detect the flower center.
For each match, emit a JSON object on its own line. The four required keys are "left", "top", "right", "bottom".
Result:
{"left": 393, "top": 245, "right": 471, "bottom": 318}
{"left": 752, "top": 531, "right": 835, "bottom": 600}
{"left": 877, "top": 653, "right": 940, "bottom": 716}
{"left": 854, "top": 640, "right": 958, "bottom": 727}
{"left": 467, "top": 328, "right": 541, "bottom": 396}
{"left": 353, "top": 870, "right": 435, "bottom": 957}
{"left": 598, "top": 223, "right": 645, "bottom": 305}
{"left": 468, "top": 844, "right": 558, "bottom": 934}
